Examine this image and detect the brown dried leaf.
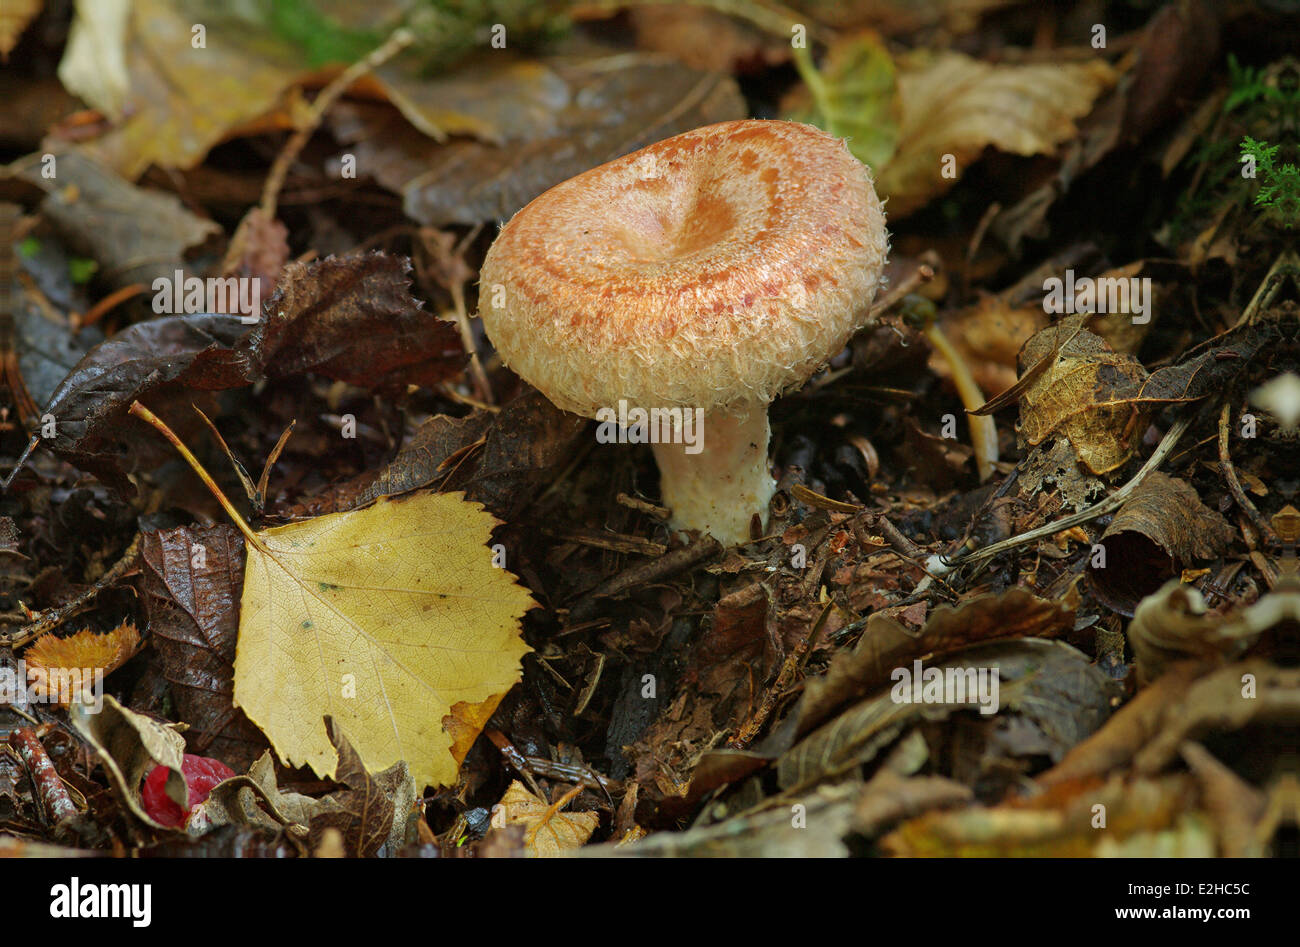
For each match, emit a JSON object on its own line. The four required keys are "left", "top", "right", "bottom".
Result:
{"left": 236, "top": 253, "right": 463, "bottom": 394}
{"left": 778, "top": 639, "right": 1113, "bottom": 792}
{"left": 335, "top": 57, "right": 746, "bottom": 228}
{"left": 69, "top": 695, "right": 187, "bottom": 831}
{"left": 630, "top": 6, "right": 789, "bottom": 73}
{"left": 1038, "top": 661, "right": 1206, "bottom": 789}
{"left": 1017, "top": 323, "right": 1148, "bottom": 475}
{"left": 1134, "top": 662, "right": 1300, "bottom": 774}
{"left": 791, "top": 585, "right": 1080, "bottom": 743}
{"left": 491, "top": 780, "right": 598, "bottom": 857}
{"left": 195, "top": 721, "right": 418, "bottom": 857}
{"left": 140, "top": 524, "right": 268, "bottom": 771}
{"left": 877, "top": 51, "right": 1116, "bottom": 216}
{"left": 1091, "top": 473, "right": 1236, "bottom": 615}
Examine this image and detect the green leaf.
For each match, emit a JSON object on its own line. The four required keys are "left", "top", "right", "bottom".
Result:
{"left": 68, "top": 257, "right": 98, "bottom": 284}
{"left": 783, "top": 32, "right": 900, "bottom": 172}
{"left": 1242, "top": 136, "right": 1299, "bottom": 229}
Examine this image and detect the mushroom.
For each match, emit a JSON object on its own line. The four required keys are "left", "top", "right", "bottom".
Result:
{"left": 477, "top": 119, "right": 889, "bottom": 546}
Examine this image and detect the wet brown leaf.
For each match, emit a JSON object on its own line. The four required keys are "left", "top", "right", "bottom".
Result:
{"left": 40, "top": 312, "right": 248, "bottom": 491}
{"left": 235, "top": 252, "right": 463, "bottom": 393}
{"left": 336, "top": 57, "right": 745, "bottom": 228}
{"left": 140, "top": 524, "right": 268, "bottom": 771}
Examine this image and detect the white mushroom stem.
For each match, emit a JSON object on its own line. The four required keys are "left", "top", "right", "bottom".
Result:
{"left": 649, "top": 402, "right": 775, "bottom": 547}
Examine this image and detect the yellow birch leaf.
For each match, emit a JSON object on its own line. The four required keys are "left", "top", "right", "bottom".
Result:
{"left": 233, "top": 490, "right": 534, "bottom": 790}
{"left": 128, "top": 402, "right": 534, "bottom": 791}
{"left": 0, "top": 0, "right": 42, "bottom": 60}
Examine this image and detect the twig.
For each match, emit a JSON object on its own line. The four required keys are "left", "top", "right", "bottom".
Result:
{"left": 450, "top": 273, "right": 494, "bottom": 405}
{"left": 941, "top": 415, "right": 1192, "bottom": 570}
{"left": 568, "top": 536, "right": 723, "bottom": 622}
{"left": 11, "top": 728, "right": 78, "bottom": 823}
{"left": 260, "top": 28, "right": 414, "bottom": 220}
{"left": 9, "top": 534, "right": 142, "bottom": 648}
{"left": 1218, "top": 401, "right": 1276, "bottom": 545}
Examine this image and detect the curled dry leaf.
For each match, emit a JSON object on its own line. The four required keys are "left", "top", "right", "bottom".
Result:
{"left": 195, "top": 720, "right": 419, "bottom": 857}
{"left": 1134, "top": 661, "right": 1300, "bottom": 774}
{"left": 1091, "top": 472, "right": 1236, "bottom": 616}
{"left": 776, "top": 639, "right": 1115, "bottom": 794}
{"left": 882, "top": 774, "right": 1213, "bottom": 856}
{"left": 1126, "top": 579, "right": 1268, "bottom": 682}
{"left": 790, "top": 585, "right": 1081, "bottom": 744}
{"left": 69, "top": 694, "right": 187, "bottom": 831}
{"left": 24, "top": 620, "right": 140, "bottom": 705}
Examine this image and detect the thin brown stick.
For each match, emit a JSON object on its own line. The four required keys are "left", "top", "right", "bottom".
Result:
{"left": 10, "top": 534, "right": 142, "bottom": 648}
{"left": 260, "top": 28, "right": 414, "bottom": 220}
